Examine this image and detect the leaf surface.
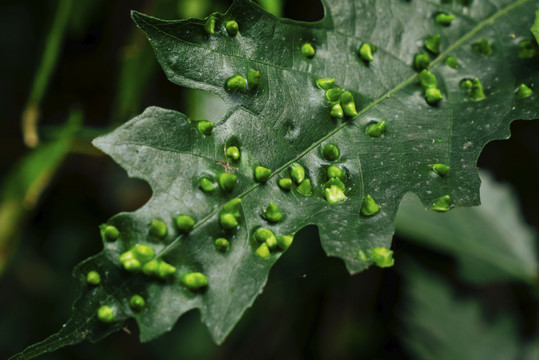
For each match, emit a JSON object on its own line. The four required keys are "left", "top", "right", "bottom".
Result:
{"left": 11, "top": 0, "right": 539, "bottom": 358}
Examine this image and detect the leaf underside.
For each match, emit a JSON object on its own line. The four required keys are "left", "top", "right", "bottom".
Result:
{"left": 400, "top": 263, "right": 524, "bottom": 360}
{"left": 396, "top": 170, "right": 538, "bottom": 284}
{"left": 12, "top": 0, "right": 539, "bottom": 358}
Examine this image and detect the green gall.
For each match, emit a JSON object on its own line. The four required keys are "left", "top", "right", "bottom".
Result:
{"left": 435, "top": 12, "right": 454, "bottom": 26}
{"left": 196, "top": 121, "right": 214, "bottom": 136}
{"left": 316, "top": 78, "right": 335, "bottom": 90}
{"left": 97, "top": 305, "right": 114, "bottom": 323}
{"left": 425, "top": 88, "right": 443, "bottom": 104}
{"left": 276, "top": 235, "right": 293, "bottom": 251}
{"left": 119, "top": 250, "right": 135, "bottom": 264}
{"left": 518, "top": 40, "right": 538, "bottom": 59}
{"left": 264, "top": 202, "right": 283, "bottom": 223}
{"left": 290, "top": 163, "right": 305, "bottom": 184}
{"left": 119, "top": 251, "right": 141, "bottom": 272}
{"left": 256, "top": 243, "right": 271, "bottom": 259}
{"left": 301, "top": 42, "right": 315, "bottom": 58}
{"left": 129, "top": 295, "right": 145, "bottom": 312}
{"left": 142, "top": 260, "right": 159, "bottom": 276}
{"left": 215, "top": 238, "right": 230, "bottom": 252}
{"left": 103, "top": 225, "right": 119, "bottom": 241}
{"left": 226, "top": 146, "right": 240, "bottom": 161}
{"left": 324, "top": 177, "right": 345, "bottom": 191}
{"left": 361, "top": 195, "right": 380, "bottom": 216}
{"left": 224, "top": 20, "right": 239, "bottom": 36}
{"left": 142, "top": 259, "right": 175, "bottom": 278}
{"left": 122, "top": 260, "right": 141, "bottom": 273}
{"left": 157, "top": 261, "right": 176, "bottom": 278}
{"left": 175, "top": 215, "right": 195, "bottom": 233}
{"left": 330, "top": 104, "right": 344, "bottom": 118}
{"left": 325, "top": 185, "right": 346, "bottom": 204}
{"left": 367, "top": 121, "right": 386, "bottom": 137}
{"left": 432, "top": 163, "right": 450, "bottom": 176}
{"left": 204, "top": 14, "right": 217, "bottom": 35}
{"left": 86, "top": 271, "right": 101, "bottom": 285}
{"left": 445, "top": 56, "right": 458, "bottom": 69}
{"left": 340, "top": 91, "right": 358, "bottom": 117}
{"left": 425, "top": 34, "right": 441, "bottom": 54}
{"left": 460, "top": 79, "right": 473, "bottom": 90}
{"left": 265, "top": 235, "right": 278, "bottom": 250}
{"left": 220, "top": 212, "right": 239, "bottom": 230}
{"left": 327, "top": 165, "right": 345, "bottom": 180}
{"left": 254, "top": 228, "right": 276, "bottom": 244}
{"left": 223, "top": 198, "right": 242, "bottom": 218}
{"left": 325, "top": 88, "right": 342, "bottom": 102}
{"left": 470, "top": 78, "right": 486, "bottom": 101}
{"left": 218, "top": 172, "right": 237, "bottom": 192}
{"left": 182, "top": 272, "right": 209, "bottom": 290}
{"left": 358, "top": 43, "right": 375, "bottom": 62}
{"left": 418, "top": 69, "right": 442, "bottom": 105}
{"left": 149, "top": 219, "right": 167, "bottom": 238}
{"left": 278, "top": 178, "right": 293, "bottom": 191}
{"left": 432, "top": 195, "right": 451, "bottom": 212}
{"left": 254, "top": 166, "right": 272, "bottom": 183}
{"left": 516, "top": 84, "right": 533, "bottom": 99}
{"left": 118, "top": 244, "right": 155, "bottom": 271}
{"left": 199, "top": 177, "right": 216, "bottom": 193}
{"left": 247, "top": 69, "right": 261, "bottom": 89}
{"left": 225, "top": 74, "right": 247, "bottom": 92}
{"left": 322, "top": 144, "right": 339, "bottom": 161}
{"left": 357, "top": 250, "right": 368, "bottom": 262}
{"left": 418, "top": 69, "right": 437, "bottom": 89}
{"left": 297, "top": 179, "right": 312, "bottom": 196}
{"left": 472, "top": 37, "right": 492, "bottom": 55}
{"left": 370, "top": 247, "right": 395, "bottom": 268}
{"left": 414, "top": 53, "right": 431, "bottom": 71}
{"left": 133, "top": 244, "right": 155, "bottom": 263}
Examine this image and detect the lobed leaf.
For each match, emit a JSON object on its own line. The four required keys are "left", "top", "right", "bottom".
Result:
{"left": 11, "top": 0, "right": 539, "bottom": 358}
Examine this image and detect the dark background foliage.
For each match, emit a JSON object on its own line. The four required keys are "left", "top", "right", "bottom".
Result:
{"left": 0, "top": 0, "right": 537, "bottom": 359}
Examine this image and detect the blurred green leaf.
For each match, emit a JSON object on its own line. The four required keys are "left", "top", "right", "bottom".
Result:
{"left": 396, "top": 171, "right": 539, "bottom": 284}
{"left": 400, "top": 264, "right": 532, "bottom": 360}
{"left": 22, "top": 0, "right": 72, "bottom": 147}
{"left": 0, "top": 109, "right": 82, "bottom": 275}
{"left": 532, "top": 10, "right": 539, "bottom": 45}
{"left": 112, "top": 0, "right": 193, "bottom": 125}
{"left": 256, "top": 0, "right": 283, "bottom": 17}
{"left": 177, "top": 0, "right": 213, "bottom": 18}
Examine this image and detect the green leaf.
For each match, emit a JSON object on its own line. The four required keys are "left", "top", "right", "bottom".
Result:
{"left": 11, "top": 0, "right": 539, "bottom": 357}
{"left": 400, "top": 263, "right": 534, "bottom": 360}
{"left": 22, "top": 0, "right": 73, "bottom": 147}
{"left": 396, "top": 171, "right": 539, "bottom": 284}
{"left": 0, "top": 109, "right": 81, "bottom": 276}
{"left": 532, "top": 10, "right": 539, "bottom": 45}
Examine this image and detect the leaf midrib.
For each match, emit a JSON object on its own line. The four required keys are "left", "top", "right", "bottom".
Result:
{"left": 158, "top": 0, "right": 532, "bottom": 259}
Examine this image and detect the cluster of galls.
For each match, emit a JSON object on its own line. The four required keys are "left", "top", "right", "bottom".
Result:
{"left": 88, "top": 219, "right": 209, "bottom": 324}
